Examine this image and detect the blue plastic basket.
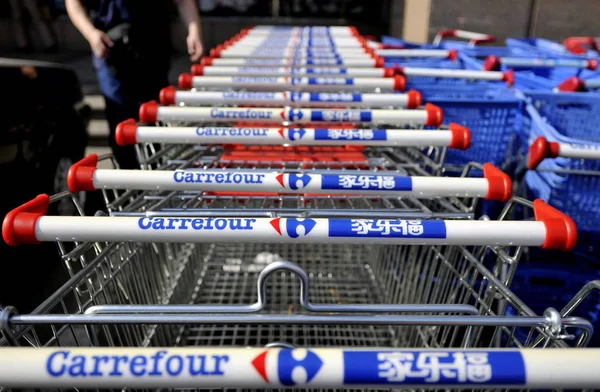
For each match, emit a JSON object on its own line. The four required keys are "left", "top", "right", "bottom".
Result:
{"left": 412, "top": 84, "right": 524, "bottom": 169}
{"left": 520, "top": 91, "right": 600, "bottom": 249}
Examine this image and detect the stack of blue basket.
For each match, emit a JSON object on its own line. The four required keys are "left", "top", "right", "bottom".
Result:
{"left": 381, "top": 31, "right": 600, "bottom": 345}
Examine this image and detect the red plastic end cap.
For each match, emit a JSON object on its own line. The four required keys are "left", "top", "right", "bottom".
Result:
{"left": 503, "top": 69, "right": 515, "bottom": 87}
{"left": 349, "top": 26, "right": 359, "bottom": 36}
{"left": 588, "top": 58, "right": 598, "bottom": 71}
{"left": 406, "top": 89, "right": 422, "bottom": 109}
{"left": 191, "top": 64, "right": 204, "bottom": 76}
{"left": 2, "top": 194, "right": 49, "bottom": 246}
{"left": 200, "top": 57, "right": 214, "bottom": 66}
{"left": 448, "top": 123, "right": 471, "bottom": 150}
{"left": 527, "top": 136, "right": 559, "bottom": 169}
{"left": 139, "top": 100, "right": 159, "bottom": 123}
{"left": 159, "top": 86, "right": 177, "bottom": 106}
{"left": 534, "top": 199, "right": 577, "bottom": 251}
{"left": 557, "top": 76, "right": 585, "bottom": 92}
{"left": 483, "top": 162, "right": 512, "bottom": 201}
{"left": 448, "top": 49, "right": 458, "bottom": 61}
{"left": 375, "top": 57, "right": 385, "bottom": 68}
{"left": 383, "top": 68, "right": 395, "bottom": 78}
{"left": 178, "top": 73, "right": 193, "bottom": 90}
{"left": 115, "top": 118, "right": 138, "bottom": 146}
{"left": 210, "top": 47, "right": 222, "bottom": 58}
{"left": 67, "top": 154, "right": 98, "bottom": 193}
{"left": 425, "top": 103, "right": 443, "bottom": 127}
{"left": 393, "top": 74, "right": 406, "bottom": 91}
{"left": 483, "top": 55, "right": 501, "bottom": 71}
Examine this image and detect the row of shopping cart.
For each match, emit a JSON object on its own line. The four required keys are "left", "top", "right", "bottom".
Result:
{"left": 1, "top": 24, "right": 600, "bottom": 390}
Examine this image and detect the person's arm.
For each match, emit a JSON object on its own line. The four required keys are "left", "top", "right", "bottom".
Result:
{"left": 173, "top": 0, "right": 203, "bottom": 62}
{"left": 65, "top": 0, "right": 113, "bottom": 58}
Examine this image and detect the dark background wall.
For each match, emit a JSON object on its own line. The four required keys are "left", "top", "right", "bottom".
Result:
{"left": 427, "top": 0, "right": 598, "bottom": 44}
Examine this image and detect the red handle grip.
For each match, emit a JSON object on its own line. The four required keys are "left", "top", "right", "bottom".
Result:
{"left": 563, "top": 36, "right": 598, "bottom": 55}
{"left": 528, "top": 136, "right": 559, "bottom": 169}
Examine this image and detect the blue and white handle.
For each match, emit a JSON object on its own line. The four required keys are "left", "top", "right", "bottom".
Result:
{"left": 115, "top": 123, "right": 470, "bottom": 149}
{"left": 66, "top": 156, "right": 505, "bottom": 200}
{"left": 3, "top": 195, "right": 575, "bottom": 250}
{"left": 160, "top": 87, "right": 421, "bottom": 109}
{"left": 177, "top": 74, "right": 405, "bottom": 91}
{"left": 190, "top": 65, "right": 393, "bottom": 78}
{"left": 137, "top": 102, "right": 441, "bottom": 126}
{"left": 0, "top": 347, "right": 598, "bottom": 388}
{"left": 202, "top": 57, "right": 382, "bottom": 68}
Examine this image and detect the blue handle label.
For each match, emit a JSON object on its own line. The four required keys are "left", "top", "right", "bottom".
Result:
{"left": 306, "top": 59, "right": 343, "bottom": 65}
{"left": 306, "top": 78, "right": 354, "bottom": 85}
{"left": 308, "top": 92, "right": 360, "bottom": 102}
{"left": 314, "top": 129, "right": 387, "bottom": 140}
{"left": 321, "top": 175, "right": 412, "bottom": 191}
{"left": 310, "top": 110, "right": 371, "bottom": 122}
{"left": 329, "top": 219, "right": 446, "bottom": 238}
{"left": 343, "top": 351, "right": 526, "bottom": 385}
{"left": 303, "top": 68, "right": 347, "bottom": 75}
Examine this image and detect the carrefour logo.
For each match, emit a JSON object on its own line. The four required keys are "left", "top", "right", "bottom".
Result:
{"left": 288, "top": 109, "right": 304, "bottom": 121}
{"left": 275, "top": 173, "right": 312, "bottom": 190}
{"left": 270, "top": 218, "right": 317, "bottom": 238}
{"left": 277, "top": 128, "right": 306, "bottom": 140}
{"left": 252, "top": 349, "right": 323, "bottom": 386}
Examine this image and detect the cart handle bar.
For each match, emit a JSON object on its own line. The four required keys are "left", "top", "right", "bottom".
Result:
{"left": 138, "top": 100, "right": 443, "bottom": 126}
{"left": 159, "top": 85, "right": 423, "bottom": 109}
{"left": 115, "top": 120, "right": 470, "bottom": 150}
{"left": 433, "top": 29, "right": 496, "bottom": 46}
{"left": 65, "top": 154, "right": 510, "bottom": 200}
{"left": 201, "top": 55, "right": 388, "bottom": 68}
{"left": 556, "top": 76, "right": 600, "bottom": 92}
{"left": 392, "top": 67, "right": 514, "bottom": 87}
{"left": 1, "top": 346, "right": 600, "bottom": 388}
{"left": 528, "top": 136, "right": 600, "bottom": 169}
{"left": 483, "top": 55, "right": 598, "bottom": 71}
{"left": 3, "top": 195, "right": 576, "bottom": 250}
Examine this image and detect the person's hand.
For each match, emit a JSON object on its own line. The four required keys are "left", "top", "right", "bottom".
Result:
{"left": 88, "top": 29, "right": 113, "bottom": 59}
{"left": 186, "top": 30, "right": 204, "bottom": 62}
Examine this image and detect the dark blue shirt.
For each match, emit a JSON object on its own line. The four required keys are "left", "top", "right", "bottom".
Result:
{"left": 85, "top": 0, "right": 173, "bottom": 52}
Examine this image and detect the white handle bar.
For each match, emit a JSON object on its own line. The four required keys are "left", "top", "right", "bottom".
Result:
{"left": 375, "top": 49, "right": 457, "bottom": 60}
{"left": 189, "top": 65, "right": 394, "bottom": 78}
{"left": 528, "top": 136, "right": 600, "bottom": 169}
{"left": 225, "top": 38, "right": 366, "bottom": 49}
{"left": 484, "top": 55, "right": 598, "bottom": 71}
{"left": 396, "top": 67, "right": 514, "bottom": 86}
{"left": 177, "top": 74, "right": 406, "bottom": 92}
{"left": 0, "top": 347, "right": 598, "bottom": 388}
{"left": 2, "top": 195, "right": 575, "bottom": 250}
{"left": 201, "top": 56, "right": 383, "bottom": 68}
{"left": 433, "top": 29, "right": 496, "bottom": 46}
{"left": 138, "top": 101, "right": 441, "bottom": 126}
{"left": 212, "top": 47, "right": 374, "bottom": 59}
{"left": 115, "top": 121, "right": 470, "bottom": 149}
{"left": 67, "top": 155, "right": 505, "bottom": 200}
{"left": 160, "top": 86, "right": 421, "bottom": 108}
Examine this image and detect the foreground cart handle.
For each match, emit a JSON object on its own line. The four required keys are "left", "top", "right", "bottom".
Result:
{"left": 115, "top": 120, "right": 470, "bottom": 149}
{"left": 66, "top": 154, "right": 509, "bottom": 200}
{"left": 0, "top": 347, "right": 598, "bottom": 388}
{"left": 138, "top": 101, "right": 442, "bottom": 126}
{"left": 528, "top": 136, "right": 600, "bottom": 169}
{"left": 2, "top": 194, "right": 576, "bottom": 250}
{"left": 433, "top": 29, "right": 496, "bottom": 47}
{"left": 160, "top": 86, "right": 422, "bottom": 109}
{"left": 178, "top": 73, "right": 407, "bottom": 91}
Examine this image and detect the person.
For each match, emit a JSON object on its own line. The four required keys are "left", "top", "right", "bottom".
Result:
{"left": 65, "top": 0, "right": 204, "bottom": 170}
